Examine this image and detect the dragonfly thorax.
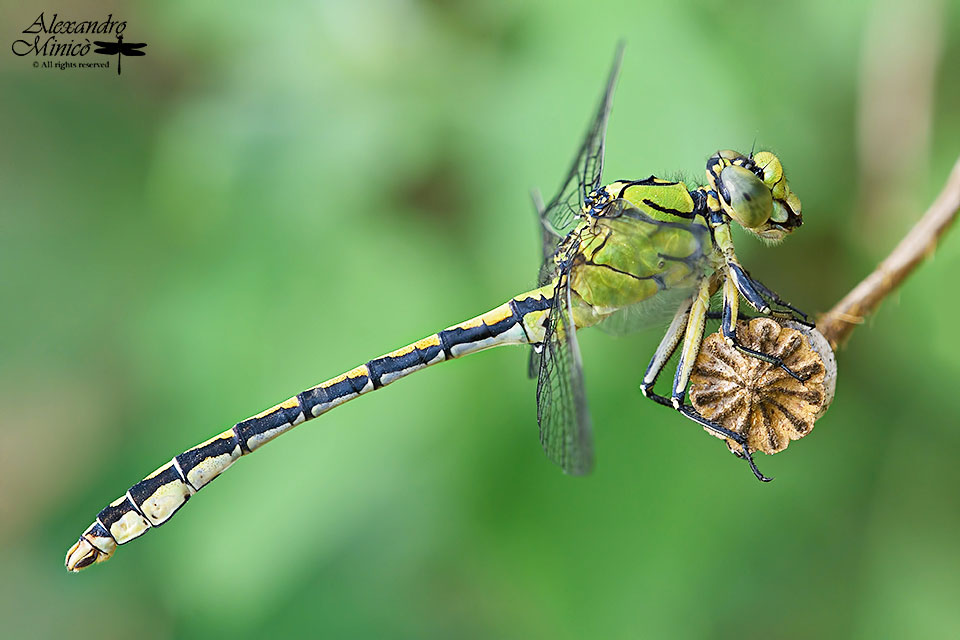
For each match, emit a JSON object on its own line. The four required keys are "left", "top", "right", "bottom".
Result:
{"left": 582, "top": 187, "right": 614, "bottom": 217}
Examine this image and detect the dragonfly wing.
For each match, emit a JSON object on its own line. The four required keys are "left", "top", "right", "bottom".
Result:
{"left": 530, "top": 189, "right": 559, "bottom": 287}
{"left": 527, "top": 190, "right": 552, "bottom": 378}
{"left": 576, "top": 45, "right": 623, "bottom": 206}
{"left": 536, "top": 44, "right": 624, "bottom": 243}
{"left": 529, "top": 46, "right": 624, "bottom": 379}
{"left": 527, "top": 351, "right": 541, "bottom": 380}
{"left": 597, "top": 287, "right": 698, "bottom": 336}
{"left": 92, "top": 42, "right": 119, "bottom": 54}
{"left": 536, "top": 267, "right": 594, "bottom": 475}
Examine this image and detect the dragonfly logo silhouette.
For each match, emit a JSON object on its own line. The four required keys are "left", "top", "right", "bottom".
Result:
{"left": 92, "top": 34, "right": 146, "bottom": 75}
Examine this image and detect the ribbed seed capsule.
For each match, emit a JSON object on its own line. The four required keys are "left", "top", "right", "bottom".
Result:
{"left": 689, "top": 317, "right": 835, "bottom": 455}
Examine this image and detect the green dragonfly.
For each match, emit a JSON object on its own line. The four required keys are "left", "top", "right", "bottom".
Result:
{"left": 66, "top": 46, "right": 806, "bottom": 572}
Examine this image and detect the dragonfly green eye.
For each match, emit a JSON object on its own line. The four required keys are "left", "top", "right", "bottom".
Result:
{"left": 719, "top": 165, "right": 773, "bottom": 229}
{"left": 749, "top": 151, "right": 803, "bottom": 240}
{"left": 752, "top": 151, "right": 787, "bottom": 199}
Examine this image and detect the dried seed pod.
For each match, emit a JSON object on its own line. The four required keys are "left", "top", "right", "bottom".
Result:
{"left": 689, "top": 317, "right": 835, "bottom": 455}
{"left": 783, "top": 320, "right": 837, "bottom": 420}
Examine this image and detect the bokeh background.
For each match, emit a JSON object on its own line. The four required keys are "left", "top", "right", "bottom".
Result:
{"left": 3, "top": 0, "right": 960, "bottom": 638}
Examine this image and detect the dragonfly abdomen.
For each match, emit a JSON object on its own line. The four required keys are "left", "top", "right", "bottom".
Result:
{"left": 66, "top": 287, "right": 554, "bottom": 571}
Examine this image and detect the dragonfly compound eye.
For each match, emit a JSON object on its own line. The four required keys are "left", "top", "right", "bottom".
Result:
{"left": 752, "top": 151, "right": 786, "bottom": 198}
{"left": 718, "top": 165, "right": 773, "bottom": 230}
{"left": 751, "top": 151, "right": 803, "bottom": 239}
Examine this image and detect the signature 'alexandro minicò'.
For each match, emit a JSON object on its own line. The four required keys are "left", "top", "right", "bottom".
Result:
{"left": 66, "top": 45, "right": 808, "bottom": 572}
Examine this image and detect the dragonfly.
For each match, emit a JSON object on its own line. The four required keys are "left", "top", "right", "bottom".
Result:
{"left": 92, "top": 34, "right": 147, "bottom": 76}
{"left": 66, "top": 46, "right": 807, "bottom": 572}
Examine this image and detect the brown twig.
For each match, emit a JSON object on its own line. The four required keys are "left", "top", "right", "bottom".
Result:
{"left": 818, "top": 155, "right": 960, "bottom": 349}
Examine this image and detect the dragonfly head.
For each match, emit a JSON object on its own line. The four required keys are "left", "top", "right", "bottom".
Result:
{"left": 706, "top": 150, "right": 802, "bottom": 243}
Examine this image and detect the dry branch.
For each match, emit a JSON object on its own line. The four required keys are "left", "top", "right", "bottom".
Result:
{"left": 818, "top": 155, "right": 960, "bottom": 348}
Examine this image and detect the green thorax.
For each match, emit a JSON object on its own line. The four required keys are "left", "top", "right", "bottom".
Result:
{"left": 565, "top": 177, "right": 715, "bottom": 330}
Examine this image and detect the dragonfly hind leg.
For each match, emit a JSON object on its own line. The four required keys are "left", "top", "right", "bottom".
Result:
{"left": 640, "top": 278, "right": 772, "bottom": 482}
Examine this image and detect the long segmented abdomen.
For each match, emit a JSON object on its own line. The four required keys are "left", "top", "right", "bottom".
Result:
{"left": 65, "top": 288, "right": 554, "bottom": 571}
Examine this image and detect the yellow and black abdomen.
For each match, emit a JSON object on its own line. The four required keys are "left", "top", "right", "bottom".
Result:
{"left": 65, "top": 288, "right": 555, "bottom": 571}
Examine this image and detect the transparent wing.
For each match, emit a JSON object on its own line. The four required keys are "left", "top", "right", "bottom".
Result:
{"left": 530, "top": 45, "right": 624, "bottom": 378}
{"left": 536, "top": 44, "right": 624, "bottom": 248}
{"left": 527, "top": 189, "right": 552, "bottom": 377}
{"left": 597, "top": 287, "right": 698, "bottom": 336}
{"left": 592, "top": 197, "right": 709, "bottom": 337}
{"left": 536, "top": 262, "right": 594, "bottom": 475}
{"left": 530, "top": 189, "right": 558, "bottom": 288}
{"left": 594, "top": 198, "right": 709, "bottom": 336}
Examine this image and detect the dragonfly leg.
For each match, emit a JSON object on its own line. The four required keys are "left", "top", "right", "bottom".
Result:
{"left": 719, "top": 271, "right": 740, "bottom": 341}
{"left": 675, "top": 404, "right": 772, "bottom": 482}
{"left": 640, "top": 275, "right": 772, "bottom": 481}
{"left": 712, "top": 221, "right": 809, "bottom": 324}
{"left": 750, "top": 276, "right": 813, "bottom": 327}
{"left": 726, "top": 258, "right": 774, "bottom": 314}
{"left": 643, "top": 377, "right": 772, "bottom": 481}
{"left": 720, "top": 273, "right": 808, "bottom": 383}
{"left": 711, "top": 223, "right": 769, "bottom": 315}
{"left": 640, "top": 297, "right": 692, "bottom": 398}
{"left": 641, "top": 390, "right": 771, "bottom": 481}
{"left": 669, "top": 277, "right": 714, "bottom": 408}
{"left": 726, "top": 259, "right": 811, "bottom": 325}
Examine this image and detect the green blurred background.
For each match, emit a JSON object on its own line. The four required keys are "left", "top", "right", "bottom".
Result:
{"left": 3, "top": 0, "right": 960, "bottom": 638}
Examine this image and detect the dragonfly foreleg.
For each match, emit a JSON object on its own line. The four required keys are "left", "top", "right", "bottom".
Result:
{"left": 726, "top": 260, "right": 774, "bottom": 315}
{"left": 725, "top": 259, "right": 810, "bottom": 326}
{"left": 720, "top": 273, "right": 808, "bottom": 383}
{"left": 750, "top": 276, "right": 813, "bottom": 327}
{"left": 712, "top": 221, "right": 807, "bottom": 324}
